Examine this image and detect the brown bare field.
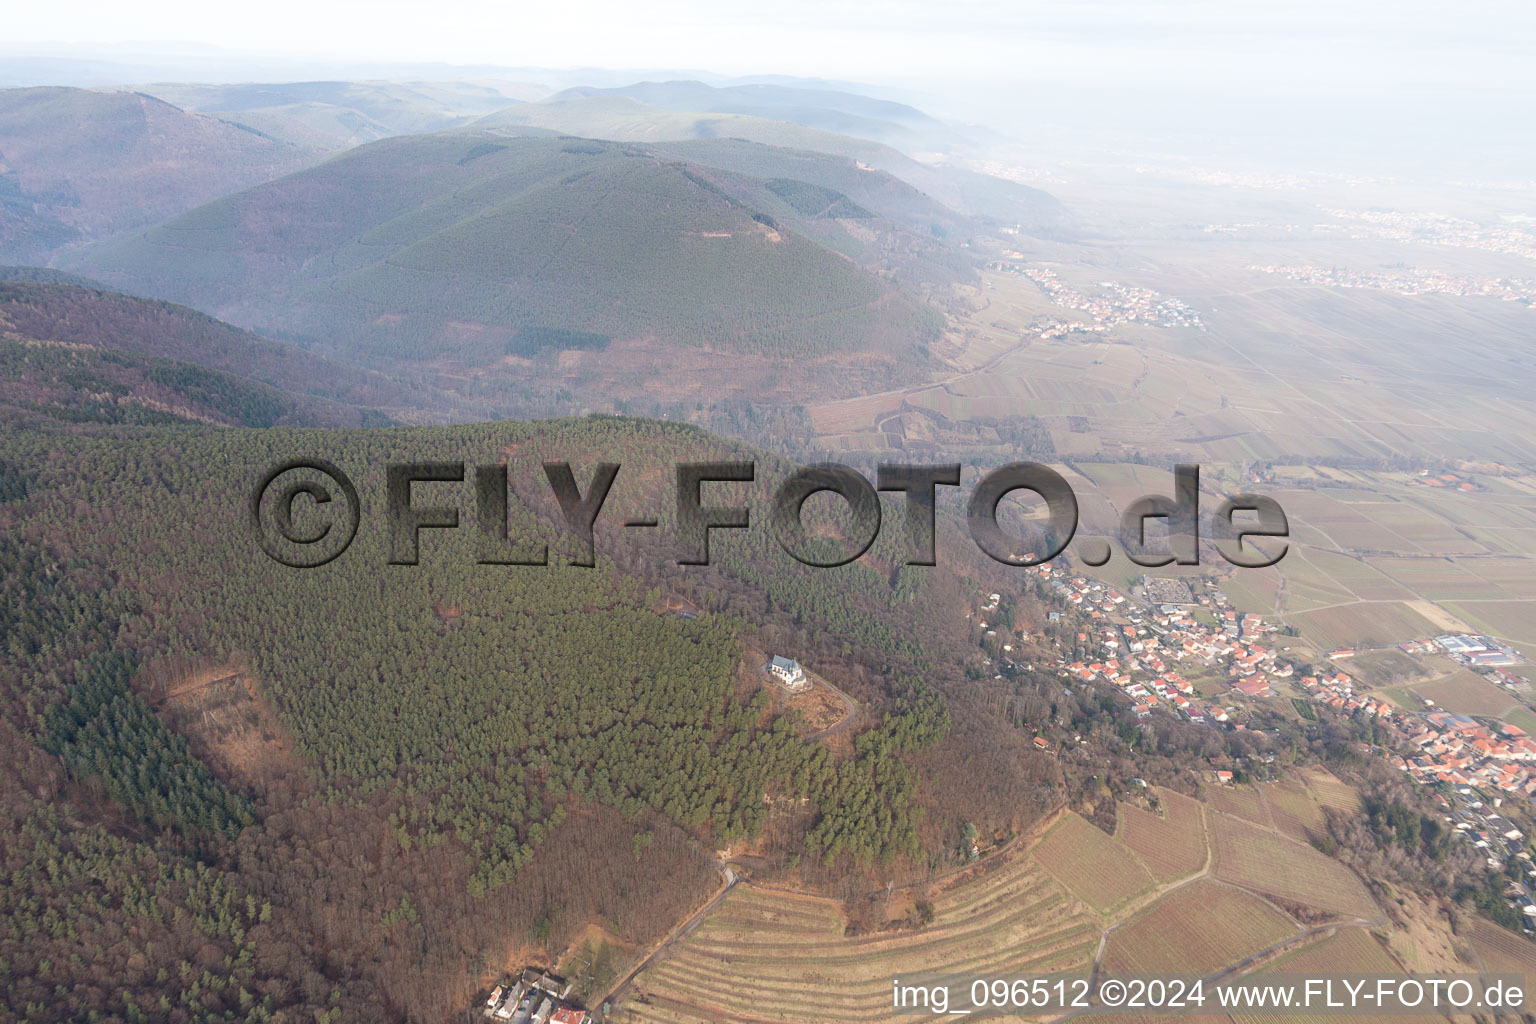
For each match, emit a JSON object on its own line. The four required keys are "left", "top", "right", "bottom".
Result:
{"left": 1205, "top": 784, "right": 1273, "bottom": 828}
{"left": 1444, "top": 599, "right": 1536, "bottom": 644}
{"left": 1404, "top": 599, "right": 1473, "bottom": 632}
{"left": 1114, "top": 789, "right": 1208, "bottom": 883}
{"left": 807, "top": 391, "right": 906, "bottom": 434}
{"left": 159, "top": 670, "right": 300, "bottom": 789}
{"left": 1101, "top": 881, "right": 1296, "bottom": 977}
{"left": 1031, "top": 812, "right": 1156, "bottom": 914}
{"left": 1211, "top": 813, "right": 1376, "bottom": 921}
{"left": 1231, "top": 1011, "right": 1421, "bottom": 1024}
{"left": 621, "top": 849, "right": 1099, "bottom": 1024}
{"left": 1338, "top": 648, "right": 1428, "bottom": 689}
{"left": 1411, "top": 669, "right": 1523, "bottom": 718}
{"left": 777, "top": 679, "right": 849, "bottom": 735}
{"left": 1289, "top": 601, "right": 1444, "bottom": 650}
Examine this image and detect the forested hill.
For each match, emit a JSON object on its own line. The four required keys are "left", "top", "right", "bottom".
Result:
{"left": 471, "top": 94, "right": 1067, "bottom": 234}
{"left": 71, "top": 133, "right": 950, "bottom": 371}
{"left": 646, "top": 137, "right": 978, "bottom": 245}
{"left": 0, "top": 279, "right": 426, "bottom": 426}
{"left": 0, "top": 87, "right": 320, "bottom": 262}
{"left": 0, "top": 414, "right": 1058, "bottom": 1022}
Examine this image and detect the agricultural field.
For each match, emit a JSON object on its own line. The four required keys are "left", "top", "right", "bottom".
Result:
{"left": 1232, "top": 926, "right": 1422, "bottom": 1024}
{"left": 1443, "top": 599, "right": 1536, "bottom": 645}
{"left": 1259, "top": 926, "right": 1400, "bottom": 974}
{"left": 1204, "top": 784, "right": 1272, "bottom": 829}
{"left": 1074, "top": 463, "right": 1204, "bottom": 520}
{"left": 1030, "top": 463, "right": 1536, "bottom": 659}
{"left": 1101, "top": 881, "right": 1297, "bottom": 977}
{"left": 1288, "top": 600, "right": 1444, "bottom": 650}
{"left": 619, "top": 851, "right": 1099, "bottom": 1024}
{"left": 871, "top": 447, "right": 1536, "bottom": 662}
{"left": 1114, "top": 789, "right": 1208, "bottom": 883}
{"left": 1211, "top": 812, "right": 1377, "bottom": 921}
{"left": 1257, "top": 779, "right": 1329, "bottom": 845}
{"left": 1446, "top": 563, "right": 1536, "bottom": 602}
{"left": 1504, "top": 705, "right": 1536, "bottom": 737}
{"left": 1336, "top": 648, "right": 1428, "bottom": 689}
{"left": 1405, "top": 669, "right": 1524, "bottom": 719}
{"left": 1292, "top": 769, "right": 1363, "bottom": 818}
{"left": 1231, "top": 1007, "right": 1434, "bottom": 1024}
{"left": 1217, "top": 567, "right": 1284, "bottom": 619}
{"left": 1289, "top": 546, "right": 1414, "bottom": 602}
{"left": 624, "top": 777, "right": 1509, "bottom": 1024}
{"left": 1468, "top": 917, "right": 1536, "bottom": 976}
{"left": 1030, "top": 812, "right": 1157, "bottom": 914}
{"left": 1364, "top": 557, "right": 1515, "bottom": 604}
{"left": 1232, "top": 923, "right": 1504, "bottom": 1024}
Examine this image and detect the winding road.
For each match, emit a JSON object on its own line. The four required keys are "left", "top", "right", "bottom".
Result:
{"left": 804, "top": 672, "right": 861, "bottom": 741}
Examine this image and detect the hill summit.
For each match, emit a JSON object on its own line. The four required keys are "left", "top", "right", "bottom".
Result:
{"left": 73, "top": 133, "right": 946, "bottom": 372}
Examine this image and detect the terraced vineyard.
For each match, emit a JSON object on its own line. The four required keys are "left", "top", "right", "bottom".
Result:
{"left": 1031, "top": 812, "right": 1157, "bottom": 914}
{"left": 1115, "top": 789, "right": 1208, "bottom": 883}
{"left": 1211, "top": 812, "right": 1377, "bottom": 920}
{"left": 1079, "top": 933, "right": 1412, "bottom": 1024}
{"left": 619, "top": 853, "right": 1099, "bottom": 1023}
{"left": 1257, "top": 779, "right": 1329, "bottom": 844}
{"left": 1297, "top": 766, "right": 1363, "bottom": 814}
{"left": 1101, "top": 881, "right": 1297, "bottom": 977}
{"left": 1468, "top": 917, "right": 1536, "bottom": 975}
{"left": 1232, "top": 927, "right": 1420, "bottom": 1024}
{"left": 621, "top": 784, "right": 1409, "bottom": 1024}
{"left": 1205, "top": 784, "right": 1273, "bottom": 827}
{"left": 1259, "top": 926, "right": 1400, "bottom": 974}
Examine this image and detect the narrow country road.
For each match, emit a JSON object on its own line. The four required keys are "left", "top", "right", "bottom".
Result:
{"left": 597, "top": 865, "right": 738, "bottom": 1019}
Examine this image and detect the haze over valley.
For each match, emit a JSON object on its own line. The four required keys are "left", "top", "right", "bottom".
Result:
{"left": 3, "top": 8, "right": 1536, "bottom": 1022}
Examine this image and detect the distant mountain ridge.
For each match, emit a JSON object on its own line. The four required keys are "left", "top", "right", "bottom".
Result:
{"left": 472, "top": 94, "right": 1066, "bottom": 234}
{"left": 0, "top": 87, "right": 321, "bottom": 261}
{"left": 550, "top": 79, "right": 947, "bottom": 148}
{"left": 139, "top": 79, "right": 541, "bottom": 151}
{"left": 69, "top": 133, "right": 951, "bottom": 375}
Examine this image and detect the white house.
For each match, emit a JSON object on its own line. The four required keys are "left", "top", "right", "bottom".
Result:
{"left": 770, "top": 656, "right": 809, "bottom": 691}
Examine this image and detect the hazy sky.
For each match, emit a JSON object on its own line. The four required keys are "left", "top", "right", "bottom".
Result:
{"left": 6, "top": 0, "right": 1533, "bottom": 96}
{"left": 7, "top": 0, "right": 1532, "bottom": 175}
